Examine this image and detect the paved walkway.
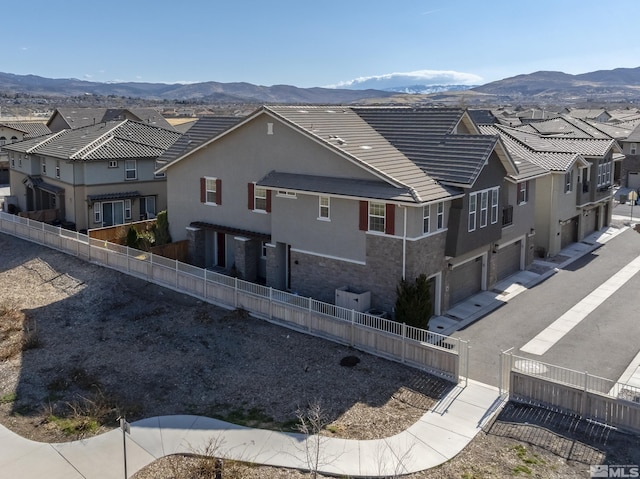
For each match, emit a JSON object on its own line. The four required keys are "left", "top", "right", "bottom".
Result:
{"left": 0, "top": 380, "right": 502, "bottom": 478}
{"left": 2, "top": 215, "right": 638, "bottom": 478}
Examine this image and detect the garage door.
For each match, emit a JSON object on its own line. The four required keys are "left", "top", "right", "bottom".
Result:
{"left": 628, "top": 172, "right": 640, "bottom": 190}
{"left": 583, "top": 208, "right": 598, "bottom": 237}
{"left": 496, "top": 241, "right": 522, "bottom": 280}
{"left": 449, "top": 256, "right": 482, "bottom": 305}
{"left": 560, "top": 217, "right": 578, "bottom": 249}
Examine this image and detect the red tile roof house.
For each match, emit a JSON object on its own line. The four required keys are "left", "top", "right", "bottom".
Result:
{"left": 157, "top": 106, "right": 539, "bottom": 316}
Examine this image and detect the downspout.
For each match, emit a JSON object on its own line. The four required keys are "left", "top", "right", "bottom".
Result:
{"left": 549, "top": 174, "right": 554, "bottom": 257}
{"left": 402, "top": 206, "right": 407, "bottom": 280}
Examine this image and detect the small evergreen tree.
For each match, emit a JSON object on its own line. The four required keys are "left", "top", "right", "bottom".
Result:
{"left": 125, "top": 227, "right": 139, "bottom": 249}
{"left": 154, "top": 210, "right": 172, "bottom": 246}
{"left": 394, "top": 274, "right": 432, "bottom": 330}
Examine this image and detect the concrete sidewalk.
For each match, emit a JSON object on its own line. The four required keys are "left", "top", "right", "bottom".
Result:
{"left": 0, "top": 380, "right": 502, "bottom": 478}
{"left": 428, "top": 224, "right": 630, "bottom": 336}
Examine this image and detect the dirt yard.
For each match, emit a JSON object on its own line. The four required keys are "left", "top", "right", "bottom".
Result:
{"left": 1, "top": 231, "right": 639, "bottom": 478}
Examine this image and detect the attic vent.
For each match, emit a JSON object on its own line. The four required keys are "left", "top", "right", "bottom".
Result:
{"left": 360, "top": 145, "right": 372, "bottom": 150}
{"left": 326, "top": 110, "right": 336, "bottom": 113}
{"left": 267, "top": 123, "right": 274, "bottom": 135}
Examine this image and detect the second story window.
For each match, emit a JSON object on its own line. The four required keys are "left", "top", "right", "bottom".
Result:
{"left": 200, "top": 177, "right": 220, "bottom": 205}
{"left": 480, "top": 191, "right": 489, "bottom": 227}
{"left": 55, "top": 160, "right": 60, "bottom": 179}
{"left": 41, "top": 158, "right": 47, "bottom": 175}
{"left": 109, "top": 160, "right": 118, "bottom": 168}
{"left": 423, "top": 205, "right": 430, "bottom": 234}
{"left": 468, "top": 194, "right": 477, "bottom": 232}
{"left": 517, "top": 181, "right": 528, "bottom": 204}
{"left": 436, "top": 202, "right": 445, "bottom": 230}
{"left": 125, "top": 160, "right": 137, "bottom": 180}
{"left": 631, "top": 143, "right": 637, "bottom": 155}
{"left": 491, "top": 189, "right": 499, "bottom": 224}
{"left": 0, "top": 137, "right": 5, "bottom": 146}
{"left": 597, "top": 159, "right": 612, "bottom": 188}
{"left": 565, "top": 170, "right": 573, "bottom": 193}
{"left": 469, "top": 187, "right": 499, "bottom": 232}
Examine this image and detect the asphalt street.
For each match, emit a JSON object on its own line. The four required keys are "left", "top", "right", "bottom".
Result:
{"left": 454, "top": 226, "right": 640, "bottom": 387}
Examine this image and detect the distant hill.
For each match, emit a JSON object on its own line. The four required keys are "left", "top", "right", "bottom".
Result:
{"left": 471, "top": 67, "right": 640, "bottom": 102}
{"left": 0, "top": 72, "right": 397, "bottom": 104}
{"left": 1, "top": 67, "right": 639, "bottom": 106}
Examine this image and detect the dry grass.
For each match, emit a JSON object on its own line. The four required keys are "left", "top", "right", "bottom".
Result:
{"left": 0, "top": 302, "right": 39, "bottom": 361}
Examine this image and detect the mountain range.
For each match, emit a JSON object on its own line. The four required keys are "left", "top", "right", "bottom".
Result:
{"left": 1, "top": 67, "right": 639, "bottom": 105}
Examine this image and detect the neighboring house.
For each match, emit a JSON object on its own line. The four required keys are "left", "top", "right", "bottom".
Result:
{"left": 620, "top": 123, "right": 640, "bottom": 189}
{"left": 0, "top": 121, "right": 51, "bottom": 184}
{"left": 561, "top": 108, "right": 612, "bottom": 123}
{"left": 5, "top": 120, "right": 180, "bottom": 231}
{"left": 158, "top": 106, "right": 540, "bottom": 314}
{"left": 46, "top": 107, "right": 175, "bottom": 132}
{"left": 479, "top": 121, "right": 623, "bottom": 257}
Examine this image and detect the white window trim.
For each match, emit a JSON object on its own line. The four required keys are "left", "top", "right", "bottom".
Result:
{"left": 368, "top": 201, "right": 386, "bottom": 233}
{"left": 436, "top": 202, "right": 444, "bottom": 230}
{"left": 154, "top": 160, "right": 165, "bottom": 178}
{"left": 124, "top": 199, "right": 132, "bottom": 220}
{"left": 518, "top": 181, "right": 527, "bottom": 205}
{"left": 318, "top": 196, "right": 330, "bottom": 221}
{"left": 480, "top": 190, "right": 488, "bottom": 228}
{"left": 423, "top": 205, "right": 430, "bottom": 234}
{"left": 94, "top": 202, "right": 102, "bottom": 224}
{"left": 490, "top": 189, "right": 498, "bottom": 224}
{"left": 254, "top": 186, "right": 267, "bottom": 212}
{"left": 204, "top": 176, "right": 218, "bottom": 205}
{"left": 125, "top": 160, "right": 137, "bottom": 180}
{"left": 468, "top": 193, "right": 477, "bottom": 232}
{"left": 565, "top": 170, "right": 573, "bottom": 193}
{"left": 276, "top": 190, "right": 296, "bottom": 198}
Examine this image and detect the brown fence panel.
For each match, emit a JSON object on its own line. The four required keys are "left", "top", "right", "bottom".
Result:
{"left": 151, "top": 240, "right": 189, "bottom": 262}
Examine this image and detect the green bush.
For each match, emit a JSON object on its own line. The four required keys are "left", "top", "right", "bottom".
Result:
{"left": 154, "top": 210, "right": 172, "bottom": 246}
{"left": 394, "top": 274, "right": 432, "bottom": 330}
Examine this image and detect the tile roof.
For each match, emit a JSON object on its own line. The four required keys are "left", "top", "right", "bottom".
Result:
{"left": 0, "top": 121, "right": 51, "bottom": 138}
{"left": 156, "top": 116, "right": 242, "bottom": 167}
{"left": 257, "top": 171, "right": 416, "bottom": 202}
{"left": 479, "top": 124, "right": 589, "bottom": 172}
{"left": 627, "top": 123, "right": 640, "bottom": 143}
{"left": 48, "top": 108, "right": 174, "bottom": 131}
{"left": 352, "top": 107, "right": 504, "bottom": 186}
{"left": 265, "top": 106, "right": 454, "bottom": 203}
{"left": 3, "top": 120, "right": 180, "bottom": 161}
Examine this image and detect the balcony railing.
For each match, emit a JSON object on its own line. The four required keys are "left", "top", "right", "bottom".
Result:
{"left": 502, "top": 205, "right": 513, "bottom": 227}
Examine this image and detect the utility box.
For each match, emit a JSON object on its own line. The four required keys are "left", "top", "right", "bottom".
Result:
{"left": 335, "top": 286, "right": 371, "bottom": 312}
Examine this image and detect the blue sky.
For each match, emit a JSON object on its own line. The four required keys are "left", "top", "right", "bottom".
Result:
{"left": 5, "top": 0, "right": 639, "bottom": 89}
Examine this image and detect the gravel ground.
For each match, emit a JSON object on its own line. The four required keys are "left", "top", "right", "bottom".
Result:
{"left": 1, "top": 231, "right": 639, "bottom": 478}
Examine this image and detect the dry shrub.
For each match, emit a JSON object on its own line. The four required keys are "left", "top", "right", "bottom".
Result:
{"left": 0, "top": 302, "right": 39, "bottom": 360}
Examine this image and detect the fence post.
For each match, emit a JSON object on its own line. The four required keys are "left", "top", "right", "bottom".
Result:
{"left": 350, "top": 309, "right": 355, "bottom": 346}
{"left": 203, "top": 269, "right": 207, "bottom": 300}
{"left": 269, "top": 287, "right": 273, "bottom": 320}
{"left": 401, "top": 322, "right": 407, "bottom": 364}
{"left": 307, "top": 299, "right": 312, "bottom": 332}
{"left": 149, "top": 252, "right": 153, "bottom": 280}
{"left": 234, "top": 277, "right": 238, "bottom": 308}
{"left": 175, "top": 259, "right": 179, "bottom": 288}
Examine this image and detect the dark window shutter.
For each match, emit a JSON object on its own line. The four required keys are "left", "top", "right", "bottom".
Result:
{"left": 266, "top": 190, "right": 272, "bottom": 213}
{"left": 385, "top": 204, "right": 395, "bottom": 235}
{"left": 248, "top": 182, "right": 254, "bottom": 210}
{"left": 216, "top": 178, "right": 222, "bottom": 205}
{"left": 359, "top": 201, "right": 368, "bottom": 231}
{"left": 200, "top": 177, "right": 206, "bottom": 203}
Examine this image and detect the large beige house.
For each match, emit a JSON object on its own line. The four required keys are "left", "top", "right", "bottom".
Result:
{"left": 5, "top": 120, "right": 180, "bottom": 231}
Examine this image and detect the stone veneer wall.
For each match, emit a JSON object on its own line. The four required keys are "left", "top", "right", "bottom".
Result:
{"left": 234, "top": 238, "right": 260, "bottom": 282}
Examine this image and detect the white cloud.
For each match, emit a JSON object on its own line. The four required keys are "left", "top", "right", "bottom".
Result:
{"left": 327, "top": 70, "right": 483, "bottom": 90}
{"left": 84, "top": 74, "right": 93, "bottom": 79}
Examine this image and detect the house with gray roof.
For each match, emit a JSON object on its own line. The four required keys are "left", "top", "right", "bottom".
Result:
{"left": 0, "top": 121, "right": 51, "bottom": 183}
{"left": 158, "top": 106, "right": 540, "bottom": 315}
{"left": 479, "top": 121, "right": 622, "bottom": 257}
{"left": 46, "top": 107, "right": 175, "bottom": 132}
{"left": 5, "top": 120, "right": 180, "bottom": 231}
{"left": 620, "top": 123, "right": 640, "bottom": 189}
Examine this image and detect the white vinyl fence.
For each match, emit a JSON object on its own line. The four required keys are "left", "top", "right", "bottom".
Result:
{"left": 500, "top": 351, "right": 640, "bottom": 434}
{"left": 0, "top": 212, "right": 468, "bottom": 383}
